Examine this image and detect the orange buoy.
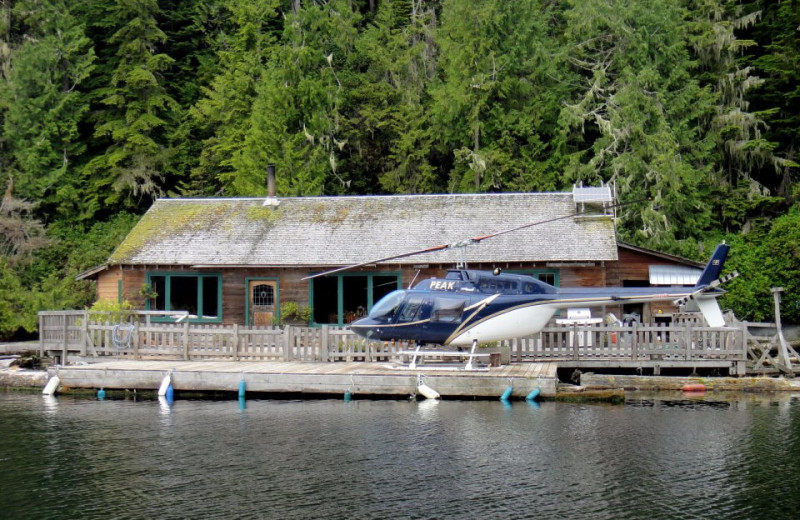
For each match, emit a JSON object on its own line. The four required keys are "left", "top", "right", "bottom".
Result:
{"left": 681, "top": 383, "right": 707, "bottom": 393}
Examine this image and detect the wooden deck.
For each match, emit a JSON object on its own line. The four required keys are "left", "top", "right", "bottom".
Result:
{"left": 49, "top": 359, "right": 558, "bottom": 399}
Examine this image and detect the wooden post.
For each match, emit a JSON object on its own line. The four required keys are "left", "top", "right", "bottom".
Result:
{"left": 572, "top": 324, "right": 579, "bottom": 360}
{"left": 61, "top": 315, "right": 69, "bottom": 365}
{"left": 320, "top": 325, "right": 329, "bottom": 362}
{"left": 631, "top": 322, "right": 639, "bottom": 361}
{"left": 737, "top": 321, "right": 748, "bottom": 376}
{"left": 283, "top": 325, "right": 292, "bottom": 361}
{"left": 182, "top": 319, "right": 190, "bottom": 360}
{"left": 772, "top": 287, "right": 793, "bottom": 373}
{"left": 133, "top": 320, "right": 140, "bottom": 359}
{"left": 81, "top": 314, "right": 88, "bottom": 357}
{"left": 233, "top": 323, "right": 239, "bottom": 361}
{"left": 685, "top": 324, "right": 693, "bottom": 361}
{"left": 39, "top": 313, "right": 45, "bottom": 358}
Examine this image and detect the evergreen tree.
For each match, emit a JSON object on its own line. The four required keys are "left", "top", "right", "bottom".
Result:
{"left": 747, "top": 0, "right": 800, "bottom": 199}
{"left": 558, "top": 0, "right": 716, "bottom": 252}
{"left": 83, "top": 0, "right": 178, "bottom": 212}
{"left": 687, "top": 0, "right": 787, "bottom": 231}
{"left": 0, "top": 0, "right": 95, "bottom": 219}
{"left": 233, "top": 0, "right": 361, "bottom": 195}
{"left": 190, "top": 0, "right": 281, "bottom": 196}
{"left": 350, "top": 0, "right": 440, "bottom": 194}
{"left": 431, "top": 0, "right": 565, "bottom": 193}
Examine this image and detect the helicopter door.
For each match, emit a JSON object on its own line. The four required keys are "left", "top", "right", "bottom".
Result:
{"left": 249, "top": 280, "right": 277, "bottom": 326}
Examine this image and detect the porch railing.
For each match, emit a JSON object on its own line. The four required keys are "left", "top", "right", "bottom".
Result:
{"left": 38, "top": 310, "right": 747, "bottom": 369}
{"left": 38, "top": 310, "right": 411, "bottom": 363}
{"left": 501, "top": 322, "right": 747, "bottom": 364}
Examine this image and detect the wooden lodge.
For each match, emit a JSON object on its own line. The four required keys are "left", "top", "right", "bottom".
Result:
{"left": 78, "top": 188, "right": 706, "bottom": 329}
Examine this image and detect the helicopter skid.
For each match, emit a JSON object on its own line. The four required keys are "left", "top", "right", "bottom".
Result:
{"left": 386, "top": 363, "right": 490, "bottom": 372}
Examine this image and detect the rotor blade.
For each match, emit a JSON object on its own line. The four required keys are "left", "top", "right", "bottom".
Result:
{"left": 301, "top": 242, "right": 455, "bottom": 280}
{"left": 302, "top": 198, "right": 646, "bottom": 281}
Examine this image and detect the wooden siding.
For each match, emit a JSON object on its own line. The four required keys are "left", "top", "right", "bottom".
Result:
{"left": 95, "top": 250, "right": 693, "bottom": 326}
{"left": 96, "top": 266, "right": 122, "bottom": 302}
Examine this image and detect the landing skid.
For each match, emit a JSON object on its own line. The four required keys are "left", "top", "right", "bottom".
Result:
{"left": 393, "top": 339, "right": 491, "bottom": 371}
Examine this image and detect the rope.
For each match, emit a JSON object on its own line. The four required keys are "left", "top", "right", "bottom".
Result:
{"left": 112, "top": 324, "right": 135, "bottom": 350}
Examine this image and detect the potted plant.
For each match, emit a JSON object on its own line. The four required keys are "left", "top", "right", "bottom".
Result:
{"left": 279, "top": 301, "right": 311, "bottom": 326}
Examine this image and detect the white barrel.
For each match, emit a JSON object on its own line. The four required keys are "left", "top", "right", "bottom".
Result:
{"left": 417, "top": 383, "right": 440, "bottom": 400}
{"left": 158, "top": 373, "right": 172, "bottom": 396}
{"left": 42, "top": 376, "right": 60, "bottom": 395}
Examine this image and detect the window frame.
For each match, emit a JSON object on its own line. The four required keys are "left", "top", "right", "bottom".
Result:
{"left": 145, "top": 272, "right": 223, "bottom": 323}
{"left": 309, "top": 272, "right": 401, "bottom": 326}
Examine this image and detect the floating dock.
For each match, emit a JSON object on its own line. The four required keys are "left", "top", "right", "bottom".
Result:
{"left": 47, "top": 360, "right": 558, "bottom": 399}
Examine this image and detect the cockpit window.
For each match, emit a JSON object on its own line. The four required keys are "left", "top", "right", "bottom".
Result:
{"left": 368, "top": 290, "right": 405, "bottom": 319}
{"left": 397, "top": 295, "right": 427, "bottom": 322}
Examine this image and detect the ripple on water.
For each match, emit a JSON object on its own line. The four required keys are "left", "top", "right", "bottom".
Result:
{"left": 2, "top": 394, "right": 800, "bottom": 519}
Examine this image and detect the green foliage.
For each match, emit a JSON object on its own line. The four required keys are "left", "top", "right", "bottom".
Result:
{"left": 717, "top": 207, "right": 800, "bottom": 323}
{"left": 1, "top": 0, "right": 799, "bottom": 331}
{"left": 87, "top": 299, "right": 136, "bottom": 323}
{"left": 277, "top": 301, "right": 311, "bottom": 325}
{"left": 0, "top": 0, "right": 95, "bottom": 218}
{"left": 0, "top": 257, "right": 38, "bottom": 338}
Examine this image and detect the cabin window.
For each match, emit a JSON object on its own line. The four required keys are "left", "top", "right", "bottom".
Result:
{"left": 310, "top": 273, "right": 401, "bottom": 325}
{"left": 537, "top": 272, "right": 557, "bottom": 286}
{"left": 252, "top": 284, "right": 275, "bottom": 306}
{"left": 511, "top": 269, "right": 559, "bottom": 287}
{"left": 431, "top": 297, "right": 468, "bottom": 323}
{"left": 146, "top": 273, "right": 222, "bottom": 322}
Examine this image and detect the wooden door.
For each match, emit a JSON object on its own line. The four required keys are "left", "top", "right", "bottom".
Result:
{"left": 249, "top": 280, "right": 277, "bottom": 326}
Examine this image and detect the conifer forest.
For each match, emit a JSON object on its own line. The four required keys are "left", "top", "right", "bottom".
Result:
{"left": 1, "top": 0, "right": 798, "bottom": 338}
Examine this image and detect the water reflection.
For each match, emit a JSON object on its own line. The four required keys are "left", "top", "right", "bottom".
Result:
{"left": 41, "top": 394, "right": 58, "bottom": 414}
{"left": 3, "top": 393, "right": 800, "bottom": 519}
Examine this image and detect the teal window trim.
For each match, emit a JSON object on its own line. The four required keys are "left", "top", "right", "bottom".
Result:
{"left": 244, "top": 277, "right": 280, "bottom": 327}
{"left": 509, "top": 268, "right": 560, "bottom": 287}
{"left": 145, "top": 271, "right": 223, "bottom": 323}
{"left": 117, "top": 280, "right": 123, "bottom": 304}
{"left": 309, "top": 271, "right": 402, "bottom": 327}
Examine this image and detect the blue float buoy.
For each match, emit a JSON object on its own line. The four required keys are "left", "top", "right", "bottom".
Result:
{"left": 238, "top": 395, "right": 246, "bottom": 410}
{"left": 344, "top": 389, "right": 352, "bottom": 402}
{"left": 238, "top": 379, "right": 246, "bottom": 399}
{"left": 97, "top": 388, "right": 106, "bottom": 400}
{"left": 165, "top": 384, "right": 174, "bottom": 402}
{"left": 525, "top": 387, "right": 541, "bottom": 402}
{"left": 500, "top": 386, "right": 513, "bottom": 402}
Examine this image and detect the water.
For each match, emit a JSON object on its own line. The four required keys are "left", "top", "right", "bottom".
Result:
{"left": 2, "top": 393, "right": 800, "bottom": 520}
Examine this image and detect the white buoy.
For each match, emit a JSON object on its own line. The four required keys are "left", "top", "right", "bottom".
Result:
{"left": 42, "top": 375, "right": 60, "bottom": 395}
{"left": 417, "top": 382, "right": 440, "bottom": 400}
{"left": 158, "top": 371, "right": 172, "bottom": 396}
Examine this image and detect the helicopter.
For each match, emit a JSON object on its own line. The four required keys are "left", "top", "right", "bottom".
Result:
{"left": 346, "top": 243, "right": 734, "bottom": 349}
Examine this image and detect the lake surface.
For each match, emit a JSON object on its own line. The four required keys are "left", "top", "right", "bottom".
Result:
{"left": 2, "top": 392, "right": 800, "bottom": 519}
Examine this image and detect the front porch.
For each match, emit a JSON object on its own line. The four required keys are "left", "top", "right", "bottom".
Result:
{"left": 36, "top": 310, "right": 761, "bottom": 376}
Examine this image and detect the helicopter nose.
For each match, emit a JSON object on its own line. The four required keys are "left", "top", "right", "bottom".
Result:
{"left": 349, "top": 317, "right": 380, "bottom": 338}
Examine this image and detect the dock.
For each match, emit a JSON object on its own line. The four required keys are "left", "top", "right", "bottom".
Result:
{"left": 47, "top": 360, "right": 558, "bottom": 399}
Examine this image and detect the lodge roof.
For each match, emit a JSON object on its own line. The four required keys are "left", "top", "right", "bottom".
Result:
{"left": 107, "top": 193, "right": 618, "bottom": 268}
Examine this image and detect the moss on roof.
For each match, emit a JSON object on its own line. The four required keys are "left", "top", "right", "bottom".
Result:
{"left": 109, "top": 201, "right": 236, "bottom": 263}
